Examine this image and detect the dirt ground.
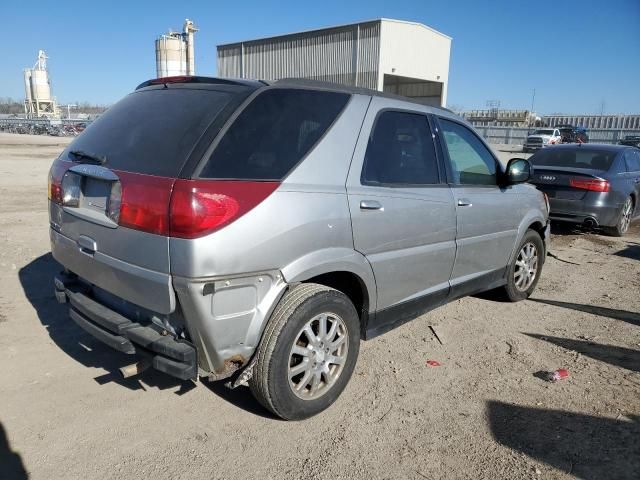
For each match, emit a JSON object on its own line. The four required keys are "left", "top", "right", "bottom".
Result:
{"left": 0, "top": 132, "right": 638, "bottom": 480}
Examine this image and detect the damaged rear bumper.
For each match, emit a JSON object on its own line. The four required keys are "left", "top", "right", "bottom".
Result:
{"left": 54, "top": 272, "right": 197, "bottom": 380}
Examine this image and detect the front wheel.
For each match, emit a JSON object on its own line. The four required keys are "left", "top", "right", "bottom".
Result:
{"left": 604, "top": 196, "right": 634, "bottom": 237}
{"left": 501, "top": 229, "right": 544, "bottom": 302}
{"left": 249, "top": 283, "right": 360, "bottom": 420}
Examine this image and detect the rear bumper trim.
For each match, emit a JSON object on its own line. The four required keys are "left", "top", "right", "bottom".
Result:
{"left": 55, "top": 274, "right": 197, "bottom": 380}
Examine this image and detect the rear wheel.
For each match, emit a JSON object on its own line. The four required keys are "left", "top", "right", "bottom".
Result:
{"left": 604, "top": 196, "right": 633, "bottom": 237}
{"left": 501, "top": 229, "right": 544, "bottom": 302}
{"left": 249, "top": 283, "right": 360, "bottom": 420}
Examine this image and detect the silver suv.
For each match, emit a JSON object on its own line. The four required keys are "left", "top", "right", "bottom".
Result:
{"left": 49, "top": 77, "right": 549, "bottom": 420}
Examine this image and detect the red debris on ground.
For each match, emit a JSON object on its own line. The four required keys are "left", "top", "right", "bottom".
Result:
{"left": 547, "top": 369, "right": 570, "bottom": 382}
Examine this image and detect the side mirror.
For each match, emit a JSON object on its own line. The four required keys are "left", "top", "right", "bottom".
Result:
{"left": 505, "top": 158, "right": 532, "bottom": 184}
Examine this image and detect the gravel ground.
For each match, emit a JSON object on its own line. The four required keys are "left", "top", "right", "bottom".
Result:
{"left": 0, "top": 133, "right": 638, "bottom": 480}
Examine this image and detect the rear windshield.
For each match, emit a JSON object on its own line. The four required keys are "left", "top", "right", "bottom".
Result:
{"left": 199, "top": 88, "right": 350, "bottom": 180}
{"left": 532, "top": 129, "right": 554, "bottom": 135}
{"left": 60, "top": 88, "right": 235, "bottom": 176}
{"left": 530, "top": 149, "right": 617, "bottom": 171}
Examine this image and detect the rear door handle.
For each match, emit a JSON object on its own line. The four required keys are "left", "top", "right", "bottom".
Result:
{"left": 360, "top": 200, "right": 383, "bottom": 211}
{"left": 457, "top": 199, "right": 473, "bottom": 207}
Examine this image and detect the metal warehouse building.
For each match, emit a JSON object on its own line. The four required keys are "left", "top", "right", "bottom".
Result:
{"left": 217, "top": 19, "right": 451, "bottom": 107}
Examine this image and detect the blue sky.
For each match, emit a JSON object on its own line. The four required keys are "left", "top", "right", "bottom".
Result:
{"left": 0, "top": 0, "right": 638, "bottom": 114}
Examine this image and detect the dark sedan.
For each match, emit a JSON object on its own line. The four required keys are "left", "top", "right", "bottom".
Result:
{"left": 528, "top": 144, "right": 640, "bottom": 236}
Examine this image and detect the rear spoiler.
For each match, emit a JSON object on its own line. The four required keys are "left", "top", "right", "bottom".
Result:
{"left": 135, "top": 76, "right": 267, "bottom": 90}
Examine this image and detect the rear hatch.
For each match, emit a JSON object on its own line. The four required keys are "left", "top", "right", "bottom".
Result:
{"left": 48, "top": 82, "right": 254, "bottom": 314}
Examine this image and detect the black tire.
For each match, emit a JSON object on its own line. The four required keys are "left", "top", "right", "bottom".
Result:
{"left": 501, "top": 229, "right": 545, "bottom": 302}
{"left": 249, "top": 283, "right": 360, "bottom": 420}
{"left": 603, "top": 196, "right": 634, "bottom": 237}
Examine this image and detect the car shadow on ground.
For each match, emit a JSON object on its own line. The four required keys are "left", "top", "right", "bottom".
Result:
{"left": 615, "top": 243, "right": 640, "bottom": 261}
{"left": 487, "top": 401, "right": 640, "bottom": 479}
{"left": 18, "top": 253, "right": 194, "bottom": 394}
{"left": 528, "top": 298, "right": 640, "bottom": 327}
{"left": 0, "top": 422, "right": 28, "bottom": 480}
{"left": 202, "top": 381, "right": 276, "bottom": 419}
{"left": 524, "top": 333, "right": 640, "bottom": 373}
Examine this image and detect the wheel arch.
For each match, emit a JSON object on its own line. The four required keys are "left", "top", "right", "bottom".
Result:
{"left": 508, "top": 211, "right": 548, "bottom": 265}
{"left": 280, "top": 248, "right": 377, "bottom": 337}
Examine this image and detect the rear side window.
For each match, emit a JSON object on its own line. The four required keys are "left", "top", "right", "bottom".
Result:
{"left": 439, "top": 118, "right": 497, "bottom": 185}
{"left": 61, "top": 88, "right": 235, "bottom": 177}
{"left": 625, "top": 150, "right": 640, "bottom": 172}
{"left": 530, "top": 149, "right": 616, "bottom": 171}
{"left": 361, "top": 111, "right": 440, "bottom": 186}
{"left": 199, "top": 89, "right": 350, "bottom": 180}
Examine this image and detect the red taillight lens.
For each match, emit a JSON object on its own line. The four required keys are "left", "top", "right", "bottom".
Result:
{"left": 111, "top": 172, "right": 279, "bottom": 238}
{"left": 115, "top": 171, "right": 175, "bottom": 235}
{"left": 569, "top": 178, "right": 610, "bottom": 192}
{"left": 169, "top": 180, "right": 279, "bottom": 239}
{"left": 48, "top": 160, "right": 73, "bottom": 204}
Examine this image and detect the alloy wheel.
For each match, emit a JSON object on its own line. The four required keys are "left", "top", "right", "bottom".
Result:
{"left": 288, "top": 313, "right": 349, "bottom": 400}
{"left": 514, "top": 242, "right": 539, "bottom": 292}
{"left": 620, "top": 198, "right": 633, "bottom": 234}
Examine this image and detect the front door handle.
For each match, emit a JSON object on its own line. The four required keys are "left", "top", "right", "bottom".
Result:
{"left": 360, "top": 200, "right": 383, "bottom": 211}
{"left": 457, "top": 199, "right": 473, "bottom": 207}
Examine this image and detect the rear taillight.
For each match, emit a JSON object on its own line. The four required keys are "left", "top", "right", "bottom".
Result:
{"left": 48, "top": 160, "right": 73, "bottom": 204}
{"left": 115, "top": 171, "right": 174, "bottom": 235}
{"left": 169, "top": 180, "right": 279, "bottom": 239}
{"left": 111, "top": 172, "right": 279, "bottom": 238}
{"left": 569, "top": 178, "right": 610, "bottom": 192}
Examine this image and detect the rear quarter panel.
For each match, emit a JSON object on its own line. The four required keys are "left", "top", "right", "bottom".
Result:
{"left": 169, "top": 93, "right": 376, "bottom": 297}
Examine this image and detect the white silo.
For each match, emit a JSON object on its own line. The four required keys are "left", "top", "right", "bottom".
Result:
{"left": 23, "top": 50, "right": 58, "bottom": 118}
{"left": 155, "top": 19, "right": 198, "bottom": 78}
{"left": 155, "top": 32, "right": 187, "bottom": 77}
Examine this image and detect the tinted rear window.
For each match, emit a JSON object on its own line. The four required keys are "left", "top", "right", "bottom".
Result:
{"left": 530, "top": 148, "right": 617, "bottom": 171}
{"left": 199, "top": 88, "right": 350, "bottom": 180}
{"left": 61, "top": 88, "right": 235, "bottom": 176}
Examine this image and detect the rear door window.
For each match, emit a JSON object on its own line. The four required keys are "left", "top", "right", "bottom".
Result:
{"left": 361, "top": 111, "right": 440, "bottom": 186}
{"left": 199, "top": 89, "right": 350, "bottom": 180}
{"left": 60, "top": 88, "right": 236, "bottom": 177}
{"left": 625, "top": 150, "right": 640, "bottom": 172}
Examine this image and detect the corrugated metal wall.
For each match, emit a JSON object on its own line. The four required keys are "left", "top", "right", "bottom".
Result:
{"left": 542, "top": 114, "right": 640, "bottom": 130}
{"left": 217, "top": 21, "right": 380, "bottom": 90}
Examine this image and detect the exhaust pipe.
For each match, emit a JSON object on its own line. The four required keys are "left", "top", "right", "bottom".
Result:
{"left": 583, "top": 217, "right": 598, "bottom": 228}
{"left": 119, "top": 359, "right": 151, "bottom": 379}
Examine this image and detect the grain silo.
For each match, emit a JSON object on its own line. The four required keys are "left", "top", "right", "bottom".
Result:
{"left": 23, "top": 50, "right": 59, "bottom": 118}
{"left": 155, "top": 19, "right": 198, "bottom": 78}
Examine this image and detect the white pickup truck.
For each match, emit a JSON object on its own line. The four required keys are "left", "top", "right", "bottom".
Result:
{"left": 523, "top": 128, "right": 562, "bottom": 152}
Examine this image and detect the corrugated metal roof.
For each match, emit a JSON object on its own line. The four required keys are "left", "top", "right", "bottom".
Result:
{"left": 217, "top": 18, "right": 450, "bottom": 48}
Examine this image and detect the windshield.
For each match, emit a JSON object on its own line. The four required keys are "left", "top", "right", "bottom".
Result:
{"left": 61, "top": 88, "right": 237, "bottom": 177}
{"left": 530, "top": 148, "right": 617, "bottom": 171}
{"left": 532, "top": 129, "right": 554, "bottom": 135}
